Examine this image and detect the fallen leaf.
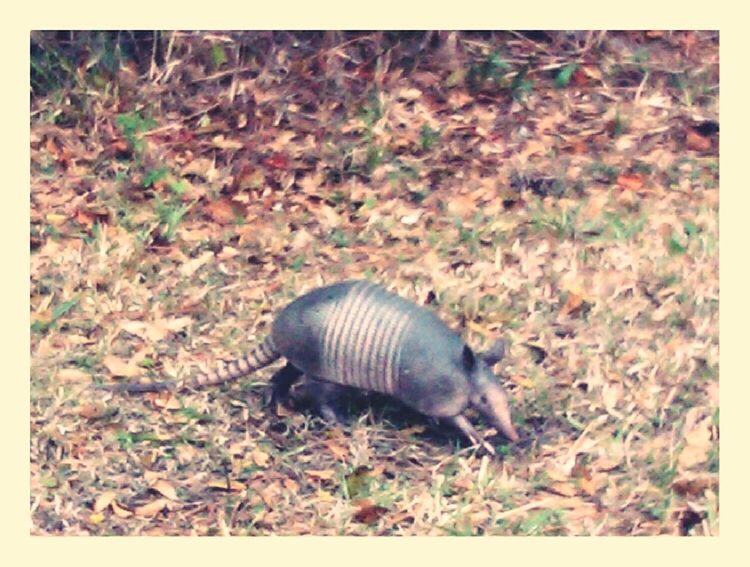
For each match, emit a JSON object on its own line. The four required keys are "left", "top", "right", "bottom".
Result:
{"left": 307, "top": 469, "right": 336, "bottom": 481}
{"left": 518, "top": 140, "right": 547, "bottom": 163}
{"left": 399, "top": 425, "right": 426, "bottom": 437}
{"left": 88, "top": 513, "right": 105, "bottom": 524}
{"left": 55, "top": 368, "right": 90, "bottom": 383}
{"left": 316, "top": 204, "right": 343, "bottom": 229}
{"left": 291, "top": 228, "right": 314, "bottom": 250}
{"left": 678, "top": 445, "right": 709, "bottom": 469}
{"left": 570, "top": 139, "right": 589, "bottom": 154}
{"left": 207, "top": 479, "right": 246, "bottom": 492}
{"left": 118, "top": 320, "right": 168, "bottom": 342}
{"left": 211, "top": 135, "right": 244, "bottom": 150}
{"left": 251, "top": 449, "right": 271, "bottom": 468}
{"left": 111, "top": 500, "right": 133, "bottom": 518}
{"left": 510, "top": 375, "right": 534, "bottom": 388}
{"left": 452, "top": 476, "right": 474, "bottom": 491}
{"left": 79, "top": 403, "right": 106, "bottom": 420}
{"left": 94, "top": 491, "right": 117, "bottom": 512}
{"left": 152, "top": 479, "right": 179, "bottom": 501}
{"left": 572, "top": 67, "right": 589, "bottom": 87}
{"left": 103, "top": 355, "right": 141, "bottom": 378}
{"left": 265, "top": 153, "right": 288, "bottom": 170}
{"left": 397, "top": 87, "right": 422, "bottom": 100}
{"left": 346, "top": 466, "right": 373, "bottom": 498}
{"left": 143, "top": 470, "right": 162, "bottom": 484}
{"left": 298, "top": 171, "right": 325, "bottom": 196}
{"left": 446, "top": 195, "right": 476, "bottom": 218}
{"left": 206, "top": 198, "right": 241, "bottom": 224}
{"left": 159, "top": 316, "right": 193, "bottom": 332}
{"left": 134, "top": 498, "right": 169, "bottom": 517}
{"left": 548, "top": 482, "right": 577, "bottom": 497}
{"left": 75, "top": 207, "right": 108, "bottom": 228}
{"left": 602, "top": 382, "right": 623, "bottom": 413}
{"left": 46, "top": 213, "right": 68, "bottom": 226}
{"left": 283, "top": 478, "right": 300, "bottom": 494}
{"left": 269, "top": 131, "right": 297, "bottom": 152}
{"left": 594, "top": 456, "right": 622, "bottom": 472}
{"left": 685, "top": 129, "right": 712, "bottom": 151}
{"left": 152, "top": 392, "right": 181, "bottom": 410}
{"left": 578, "top": 474, "right": 606, "bottom": 496}
{"left": 447, "top": 89, "right": 473, "bottom": 109}
{"left": 678, "top": 417, "right": 713, "bottom": 470}
{"left": 179, "top": 226, "right": 214, "bottom": 242}
{"left": 400, "top": 209, "right": 424, "bottom": 225}
{"left": 217, "top": 246, "right": 240, "bottom": 260}
{"left": 353, "top": 503, "right": 388, "bottom": 525}
{"left": 616, "top": 174, "right": 644, "bottom": 191}
{"left": 466, "top": 321, "right": 492, "bottom": 337}
{"left": 179, "top": 251, "right": 215, "bottom": 277}
{"left": 560, "top": 292, "right": 584, "bottom": 317}
{"left": 177, "top": 444, "right": 197, "bottom": 465}
{"left": 259, "top": 483, "right": 281, "bottom": 507}
{"left": 651, "top": 302, "right": 673, "bottom": 323}
{"left": 182, "top": 157, "right": 217, "bottom": 181}
{"left": 672, "top": 475, "right": 717, "bottom": 497}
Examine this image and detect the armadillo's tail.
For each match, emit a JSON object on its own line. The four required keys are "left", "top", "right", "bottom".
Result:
{"left": 188, "top": 335, "right": 281, "bottom": 389}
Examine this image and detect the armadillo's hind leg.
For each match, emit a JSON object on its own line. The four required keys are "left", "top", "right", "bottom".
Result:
{"left": 447, "top": 414, "right": 496, "bottom": 456}
{"left": 268, "top": 362, "right": 303, "bottom": 410}
{"left": 296, "top": 377, "right": 345, "bottom": 424}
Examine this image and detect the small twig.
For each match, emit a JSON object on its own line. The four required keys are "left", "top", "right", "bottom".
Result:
{"left": 495, "top": 497, "right": 557, "bottom": 520}
{"left": 591, "top": 514, "right": 609, "bottom": 536}
{"left": 506, "top": 30, "right": 555, "bottom": 56}
{"left": 634, "top": 71, "right": 649, "bottom": 104}
{"left": 141, "top": 102, "right": 222, "bottom": 137}
{"left": 324, "top": 33, "right": 378, "bottom": 55}
{"left": 563, "top": 414, "right": 608, "bottom": 464}
{"left": 165, "top": 30, "right": 176, "bottom": 64}
{"left": 430, "top": 445, "right": 477, "bottom": 475}
{"left": 148, "top": 31, "right": 158, "bottom": 81}
{"left": 191, "top": 66, "right": 256, "bottom": 84}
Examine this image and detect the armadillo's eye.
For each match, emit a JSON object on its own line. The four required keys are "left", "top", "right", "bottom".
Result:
{"left": 479, "top": 395, "right": 488, "bottom": 405}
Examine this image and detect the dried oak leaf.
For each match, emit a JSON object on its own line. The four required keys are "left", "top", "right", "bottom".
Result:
{"left": 685, "top": 129, "right": 712, "bottom": 152}
{"left": 207, "top": 479, "right": 246, "bottom": 492}
{"left": 103, "top": 355, "right": 141, "bottom": 378}
{"left": 353, "top": 501, "right": 389, "bottom": 525}
{"left": 134, "top": 498, "right": 169, "bottom": 518}
{"left": 93, "top": 491, "right": 117, "bottom": 513}
{"left": 151, "top": 479, "right": 179, "bottom": 501}
{"left": 55, "top": 368, "right": 90, "bottom": 384}
{"left": 206, "top": 198, "right": 243, "bottom": 225}
{"left": 306, "top": 469, "right": 336, "bottom": 482}
{"left": 616, "top": 174, "right": 644, "bottom": 191}
{"left": 672, "top": 475, "right": 717, "bottom": 497}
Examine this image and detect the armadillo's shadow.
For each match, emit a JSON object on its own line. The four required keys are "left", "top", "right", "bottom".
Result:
{"left": 281, "top": 379, "right": 528, "bottom": 453}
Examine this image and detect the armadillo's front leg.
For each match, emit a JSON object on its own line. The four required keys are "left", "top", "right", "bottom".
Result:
{"left": 268, "top": 362, "right": 303, "bottom": 409}
{"left": 447, "top": 414, "right": 496, "bottom": 456}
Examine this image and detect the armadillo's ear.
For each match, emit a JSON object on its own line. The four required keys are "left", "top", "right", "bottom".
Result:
{"left": 461, "top": 344, "right": 476, "bottom": 370}
{"left": 482, "top": 339, "right": 506, "bottom": 366}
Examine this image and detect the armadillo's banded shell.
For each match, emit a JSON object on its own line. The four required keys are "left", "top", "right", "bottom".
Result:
{"left": 190, "top": 335, "right": 280, "bottom": 388}
{"left": 319, "top": 281, "right": 414, "bottom": 395}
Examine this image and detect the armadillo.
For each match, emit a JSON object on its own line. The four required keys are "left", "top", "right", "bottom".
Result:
{"left": 104, "top": 280, "right": 519, "bottom": 452}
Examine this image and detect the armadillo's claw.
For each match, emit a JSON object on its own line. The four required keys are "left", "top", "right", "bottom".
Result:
{"left": 318, "top": 403, "right": 342, "bottom": 425}
{"left": 449, "top": 414, "right": 496, "bottom": 456}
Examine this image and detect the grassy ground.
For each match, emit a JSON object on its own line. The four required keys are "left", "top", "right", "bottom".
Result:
{"left": 30, "top": 31, "right": 719, "bottom": 535}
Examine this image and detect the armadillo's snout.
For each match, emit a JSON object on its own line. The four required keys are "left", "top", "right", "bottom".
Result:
{"left": 480, "top": 386, "right": 519, "bottom": 443}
